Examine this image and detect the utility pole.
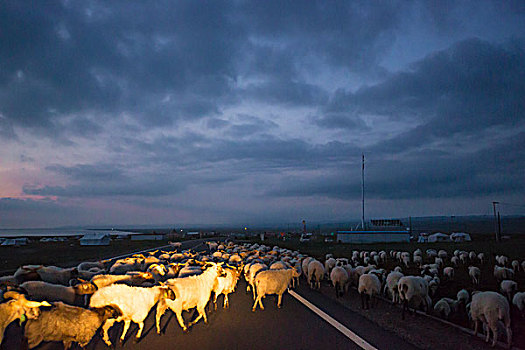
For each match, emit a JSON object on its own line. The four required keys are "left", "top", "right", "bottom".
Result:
{"left": 361, "top": 153, "right": 365, "bottom": 230}
{"left": 492, "top": 201, "right": 500, "bottom": 242}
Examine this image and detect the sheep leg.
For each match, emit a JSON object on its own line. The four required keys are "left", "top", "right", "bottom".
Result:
{"left": 102, "top": 319, "right": 117, "bottom": 347}
{"left": 505, "top": 326, "right": 512, "bottom": 349}
{"left": 277, "top": 293, "right": 283, "bottom": 308}
{"left": 474, "top": 320, "right": 479, "bottom": 335}
{"left": 402, "top": 300, "right": 407, "bottom": 320}
{"left": 189, "top": 305, "right": 206, "bottom": 326}
{"left": 120, "top": 320, "right": 131, "bottom": 343}
{"left": 174, "top": 309, "right": 187, "bottom": 332}
{"left": 156, "top": 300, "right": 169, "bottom": 334}
{"left": 361, "top": 293, "right": 365, "bottom": 309}
{"left": 224, "top": 294, "right": 229, "bottom": 308}
{"left": 135, "top": 321, "right": 145, "bottom": 341}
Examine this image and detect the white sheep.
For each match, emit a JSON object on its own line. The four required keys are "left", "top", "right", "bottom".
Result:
{"left": 324, "top": 258, "right": 336, "bottom": 276}
{"left": 301, "top": 257, "right": 314, "bottom": 279}
{"left": 468, "top": 266, "right": 481, "bottom": 285}
{"left": 470, "top": 291, "right": 512, "bottom": 348}
{"left": 212, "top": 266, "right": 241, "bottom": 309}
{"left": 24, "top": 301, "right": 119, "bottom": 349}
{"left": 511, "top": 260, "right": 519, "bottom": 273}
{"left": 20, "top": 280, "right": 97, "bottom": 306}
{"left": 500, "top": 280, "right": 518, "bottom": 301}
{"left": 36, "top": 266, "right": 79, "bottom": 286}
{"left": 0, "top": 292, "right": 50, "bottom": 344}
{"left": 451, "top": 256, "right": 459, "bottom": 267}
{"left": 90, "top": 284, "right": 172, "bottom": 346}
{"left": 477, "top": 253, "right": 485, "bottom": 264}
{"left": 512, "top": 292, "right": 525, "bottom": 317}
{"left": 252, "top": 268, "right": 300, "bottom": 311}
{"left": 434, "top": 298, "right": 457, "bottom": 319}
{"left": 457, "top": 289, "right": 470, "bottom": 305}
{"left": 384, "top": 271, "right": 404, "bottom": 304}
{"left": 307, "top": 260, "right": 325, "bottom": 290}
{"left": 358, "top": 273, "right": 381, "bottom": 309}
{"left": 494, "top": 266, "right": 514, "bottom": 282}
{"left": 398, "top": 276, "right": 431, "bottom": 319}
{"left": 438, "top": 250, "right": 448, "bottom": 260}
{"left": 246, "top": 263, "right": 268, "bottom": 298}
{"left": 155, "top": 263, "right": 223, "bottom": 333}
{"left": 443, "top": 267, "right": 454, "bottom": 279}
{"left": 413, "top": 255, "right": 423, "bottom": 267}
{"left": 330, "top": 266, "right": 349, "bottom": 298}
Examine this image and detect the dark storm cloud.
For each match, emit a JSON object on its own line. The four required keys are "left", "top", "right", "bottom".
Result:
{"left": 269, "top": 131, "right": 525, "bottom": 200}
{"left": 316, "top": 38, "right": 525, "bottom": 147}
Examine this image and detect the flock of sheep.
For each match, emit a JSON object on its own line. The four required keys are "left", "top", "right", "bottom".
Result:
{"left": 0, "top": 240, "right": 523, "bottom": 349}
{"left": 307, "top": 248, "right": 524, "bottom": 349}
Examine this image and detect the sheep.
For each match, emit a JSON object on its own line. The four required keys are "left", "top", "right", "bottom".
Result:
{"left": 90, "top": 283, "right": 173, "bottom": 346}
{"left": 434, "top": 298, "right": 457, "bottom": 319}
{"left": 270, "top": 261, "right": 289, "bottom": 270}
{"left": 24, "top": 301, "right": 120, "bottom": 349}
{"left": 522, "top": 260, "right": 525, "bottom": 273}
{"left": 468, "top": 266, "right": 481, "bottom": 285}
{"left": 19, "top": 280, "right": 97, "bottom": 306}
{"left": 36, "top": 266, "right": 79, "bottom": 286}
{"left": 384, "top": 271, "right": 404, "bottom": 304}
{"left": 91, "top": 272, "right": 153, "bottom": 289}
{"left": 512, "top": 292, "right": 525, "bottom": 317}
{"left": 330, "top": 266, "right": 349, "bottom": 298}
{"left": 77, "top": 261, "right": 105, "bottom": 272}
{"left": 246, "top": 263, "right": 268, "bottom": 298}
{"left": 457, "top": 289, "right": 470, "bottom": 305}
{"left": 500, "top": 280, "right": 518, "bottom": 301}
{"left": 0, "top": 292, "right": 51, "bottom": 344}
{"left": 443, "top": 267, "right": 454, "bottom": 280}
{"left": 511, "top": 260, "right": 519, "bottom": 273}
{"left": 109, "top": 258, "right": 143, "bottom": 275}
{"left": 252, "top": 268, "right": 300, "bottom": 311}
{"left": 212, "top": 266, "right": 241, "bottom": 309}
{"left": 494, "top": 266, "right": 514, "bottom": 282}
{"left": 469, "top": 251, "right": 476, "bottom": 261}
{"left": 307, "top": 260, "right": 325, "bottom": 290}
{"left": 301, "top": 257, "right": 314, "bottom": 281}
{"left": 477, "top": 253, "right": 485, "bottom": 265}
{"left": 358, "top": 273, "right": 381, "bottom": 309}
{"left": 459, "top": 252, "right": 469, "bottom": 264}
{"left": 398, "top": 276, "right": 431, "bottom": 319}
{"left": 496, "top": 255, "right": 509, "bottom": 267}
{"left": 13, "top": 265, "right": 43, "bottom": 284}
{"left": 438, "top": 250, "right": 448, "bottom": 260}
{"left": 155, "top": 263, "right": 224, "bottom": 333}
{"left": 451, "top": 256, "right": 459, "bottom": 267}
{"left": 413, "top": 255, "right": 423, "bottom": 267}
{"left": 324, "top": 258, "right": 336, "bottom": 276}
{"left": 470, "top": 291, "right": 512, "bottom": 348}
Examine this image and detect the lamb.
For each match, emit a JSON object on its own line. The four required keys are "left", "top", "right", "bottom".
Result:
{"left": 212, "top": 266, "right": 241, "bottom": 309}
{"left": 90, "top": 284, "right": 173, "bottom": 346}
{"left": 470, "top": 291, "right": 512, "bottom": 348}
{"left": 358, "top": 273, "right": 381, "bottom": 309}
{"left": 19, "top": 280, "right": 97, "bottom": 306}
{"left": 494, "top": 266, "right": 514, "bottom": 282}
{"left": 500, "top": 280, "right": 518, "bottom": 301}
{"left": 512, "top": 292, "right": 525, "bottom": 317}
{"left": 0, "top": 292, "right": 51, "bottom": 344}
{"left": 155, "top": 263, "right": 223, "bottom": 333}
{"left": 24, "top": 301, "right": 120, "bottom": 349}
{"left": 398, "top": 276, "right": 431, "bottom": 319}
{"left": 307, "top": 260, "right": 325, "bottom": 290}
{"left": 384, "top": 271, "right": 404, "bottom": 304}
{"left": 330, "top": 266, "right": 349, "bottom": 298}
{"left": 252, "top": 268, "right": 300, "bottom": 311}
{"left": 468, "top": 266, "right": 481, "bottom": 285}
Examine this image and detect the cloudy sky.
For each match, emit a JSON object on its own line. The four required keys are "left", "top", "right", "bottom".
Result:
{"left": 1, "top": 1, "right": 524, "bottom": 228}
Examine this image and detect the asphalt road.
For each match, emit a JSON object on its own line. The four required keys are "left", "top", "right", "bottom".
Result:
{"left": 3, "top": 240, "right": 421, "bottom": 350}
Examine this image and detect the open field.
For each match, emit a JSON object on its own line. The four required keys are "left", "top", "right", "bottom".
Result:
{"left": 0, "top": 238, "right": 176, "bottom": 275}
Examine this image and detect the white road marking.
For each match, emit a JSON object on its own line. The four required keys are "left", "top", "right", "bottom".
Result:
{"left": 289, "top": 290, "right": 379, "bottom": 350}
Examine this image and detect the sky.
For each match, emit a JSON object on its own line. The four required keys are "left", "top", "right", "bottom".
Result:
{"left": 0, "top": 1, "right": 524, "bottom": 228}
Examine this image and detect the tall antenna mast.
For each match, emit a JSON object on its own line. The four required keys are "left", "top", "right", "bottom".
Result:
{"left": 361, "top": 153, "right": 365, "bottom": 230}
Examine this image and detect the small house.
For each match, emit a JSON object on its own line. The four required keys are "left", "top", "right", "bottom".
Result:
{"left": 80, "top": 233, "right": 111, "bottom": 246}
